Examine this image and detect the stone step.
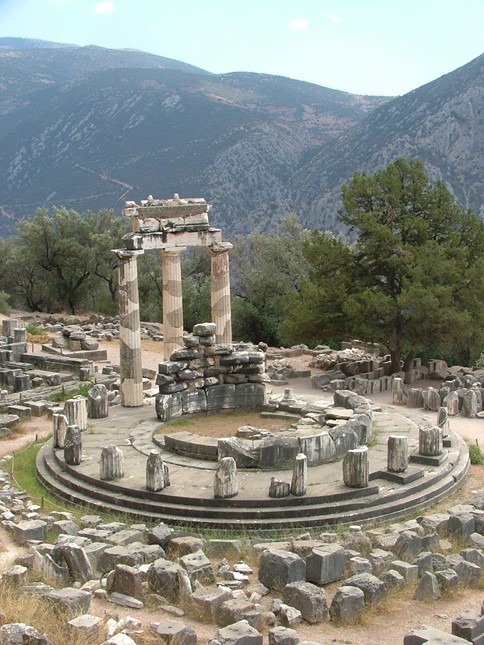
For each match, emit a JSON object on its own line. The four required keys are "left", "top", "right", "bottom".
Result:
{"left": 36, "top": 438, "right": 469, "bottom": 530}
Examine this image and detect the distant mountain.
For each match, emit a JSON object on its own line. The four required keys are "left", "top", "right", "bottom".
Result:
{"left": 0, "top": 40, "right": 388, "bottom": 235}
{"left": 291, "top": 53, "right": 484, "bottom": 231}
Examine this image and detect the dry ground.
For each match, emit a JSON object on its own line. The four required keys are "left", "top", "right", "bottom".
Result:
{"left": 0, "top": 333, "right": 483, "bottom": 643}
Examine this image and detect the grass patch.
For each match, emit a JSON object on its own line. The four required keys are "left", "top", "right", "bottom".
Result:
{"left": 7, "top": 439, "right": 61, "bottom": 509}
{"left": 469, "top": 442, "right": 484, "bottom": 465}
{"left": 47, "top": 382, "right": 92, "bottom": 402}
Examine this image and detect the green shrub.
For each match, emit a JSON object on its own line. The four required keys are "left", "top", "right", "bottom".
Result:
{"left": 26, "top": 322, "right": 43, "bottom": 336}
{"left": 469, "top": 443, "right": 484, "bottom": 465}
{"left": 476, "top": 352, "right": 484, "bottom": 369}
{"left": 0, "top": 290, "right": 11, "bottom": 315}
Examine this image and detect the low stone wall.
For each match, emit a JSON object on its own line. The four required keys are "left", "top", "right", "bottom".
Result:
{"left": 158, "top": 385, "right": 374, "bottom": 471}
{"left": 155, "top": 323, "right": 267, "bottom": 422}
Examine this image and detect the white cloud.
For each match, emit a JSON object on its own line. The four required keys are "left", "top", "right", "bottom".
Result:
{"left": 289, "top": 17, "right": 308, "bottom": 30}
{"left": 94, "top": 1, "right": 115, "bottom": 14}
{"left": 326, "top": 13, "right": 342, "bottom": 24}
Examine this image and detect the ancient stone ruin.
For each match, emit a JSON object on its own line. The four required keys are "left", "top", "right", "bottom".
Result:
{"left": 114, "top": 194, "right": 233, "bottom": 407}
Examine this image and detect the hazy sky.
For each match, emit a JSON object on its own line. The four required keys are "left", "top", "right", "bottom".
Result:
{"left": 1, "top": 0, "right": 483, "bottom": 96}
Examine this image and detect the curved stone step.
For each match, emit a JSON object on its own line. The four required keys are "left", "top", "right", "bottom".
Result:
{"left": 36, "top": 432, "right": 469, "bottom": 530}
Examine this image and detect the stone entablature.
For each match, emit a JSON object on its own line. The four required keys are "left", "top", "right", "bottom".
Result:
{"left": 122, "top": 194, "right": 222, "bottom": 251}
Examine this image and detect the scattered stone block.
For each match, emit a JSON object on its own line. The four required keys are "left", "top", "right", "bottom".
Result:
{"left": 278, "top": 604, "right": 302, "bottom": 628}
{"left": 404, "top": 625, "right": 469, "bottom": 644}
{"left": 413, "top": 571, "right": 441, "bottom": 601}
{"left": 282, "top": 580, "right": 328, "bottom": 623}
{"left": 180, "top": 549, "right": 214, "bottom": 585}
{"left": 305, "top": 544, "right": 345, "bottom": 585}
{"left": 258, "top": 549, "right": 306, "bottom": 590}
{"left": 108, "top": 592, "right": 144, "bottom": 609}
{"left": 215, "top": 599, "right": 258, "bottom": 628}
{"left": 380, "top": 569, "right": 405, "bottom": 590}
{"left": 110, "top": 564, "right": 143, "bottom": 600}
{"left": 57, "top": 542, "right": 94, "bottom": 583}
{"left": 268, "top": 625, "right": 300, "bottom": 645}
{"left": 1, "top": 564, "right": 28, "bottom": 586}
{"left": 167, "top": 536, "right": 204, "bottom": 558}
{"left": 343, "top": 573, "right": 387, "bottom": 607}
{"left": 452, "top": 609, "right": 484, "bottom": 641}
{"left": 329, "top": 585, "right": 365, "bottom": 623}
{"left": 147, "top": 523, "right": 174, "bottom": 547}
{"left": 149, "top": 558, "right": 192, "bottom": 603}
{"left": 206, "top": 539, "right": 241, "bottom": 560}
{"left": 349, "top": 556, "right": 372, "bottom": 575}
{"left": 42, "top": 586, "right": 92, "bottom": 617}
{"left": 13, "top": 519, "right": 48, "bottom": 545}
{"left": 454, "top": 559, "right": 481, "bottom": 587}
{"left": 369, "top": 548, "right": 394, "bottom": 576}
{"left": 190, "top": 585, "right": 234, "bottom": 622}
{"left": 0, "top": 623, "right": 48, "bottom": 644}
{"left": 435, "top": 568, "right": 459, "bottom": 594}
{"left": 208, "top": 619, "right": 263, "bottom": 645}
{"left": 67, "top": 614, "right": 102, "bottom": 642}
{"left": 393, "top": 530, "right": 423, "bottom": 561}
{"left": 151, "top": 620, "right": 197, "bottom": 644}
{"left": 390, "top": 560, "right": 418, "bottom": 584}
{"left": 448, "top": 512, "right": 475, "bottom": 542}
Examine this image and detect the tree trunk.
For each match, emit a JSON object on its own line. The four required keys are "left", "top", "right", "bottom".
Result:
{"left": 390, "top": 348, "right": 401, "bottom": 373}
{"left": 402, "top": 349, "right": 416, "bottom": 373}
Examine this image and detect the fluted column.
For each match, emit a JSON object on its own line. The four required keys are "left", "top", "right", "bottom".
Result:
{"left": 210, "top": 242, "right": 233, "bottom": 344}
{"left": 116, "top": 249, "right": 144, "bottom": 407}
{"left": 161, "top": 247, "right": 185, "bottom": 359}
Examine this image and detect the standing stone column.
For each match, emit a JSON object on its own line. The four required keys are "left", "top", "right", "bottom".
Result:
{"left": 291, "top": 453, "right": 307, "bottom": 496}
{"left": 116, "top": 249, "right": 143, "bottom": 407}
{"left": 387, "top": 435, "right": 408, "bottom": 473}
{"left": 392, "top": 378, "right": 407, "bottom": 405}
{"left": 100, "top": 445, "right": 124, "bottom": 481}
{"left": 161, "top": 248, "right": 185, "bottom": 360}
{"left": 64, "top": 398, "right": 88, "bottom": 432}
{"left": 210, "top": 242, "right": 233, "bottom": 344}
{"left": 343, "top": 446, "right": 369, "bottom": 488}
{"left": 419, "top": 426, "right": 443, "bottom": 456}
{"left": 214, "top": 457, "right": 238, "bottom": 498}
{"left": 146, "top": 450, "right": 170, "bottom": 491}
{"left": 87, "top": 384, "right": 109, "bottom": 419}
{"left": 437, "top": 407, "right": 449, "bottom": 438}
{"left": 52, "top": 413, "right": 68, "bottom": 449}
{"left": 64, "top": 425, "right": 82, "bottom": 466}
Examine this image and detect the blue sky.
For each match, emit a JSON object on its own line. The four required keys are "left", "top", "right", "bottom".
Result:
{"left": 1, "top": 0, "right": 483, "bottom": 96}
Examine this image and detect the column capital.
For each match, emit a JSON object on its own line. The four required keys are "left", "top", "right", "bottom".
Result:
{"left": 112, "top": 248, "right": 144, "bottom": 261}
{"left": 160, "top": 246, "right": 187, "bottom": 255}
{"left": 210, "top": 241, "right": 233, "bottom": 254}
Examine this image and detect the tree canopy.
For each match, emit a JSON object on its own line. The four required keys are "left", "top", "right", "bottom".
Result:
{"left": 283, "top": 158, "right": 484, "bottom": 369}
{"left": 1, "top": 160, "right": 484, "bottom": 371}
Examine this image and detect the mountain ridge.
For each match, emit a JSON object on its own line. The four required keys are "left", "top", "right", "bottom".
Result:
{"left": 0, "top": 38, "right": 483, "bottom": 237}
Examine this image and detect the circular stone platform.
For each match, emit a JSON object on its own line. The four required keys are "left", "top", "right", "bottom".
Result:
{"left": 36, "top": 399, "right": 470, "bottom": 531}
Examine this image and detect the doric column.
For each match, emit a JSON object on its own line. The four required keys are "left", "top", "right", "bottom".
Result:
{"left": 210, "top": 242, "right": 233, "bottom": 344}
{"left": 115, "top": 249, "right": 144, "bottom": 407}
{"left": 161, "top": 247, "right": 185, "bottom": 359}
